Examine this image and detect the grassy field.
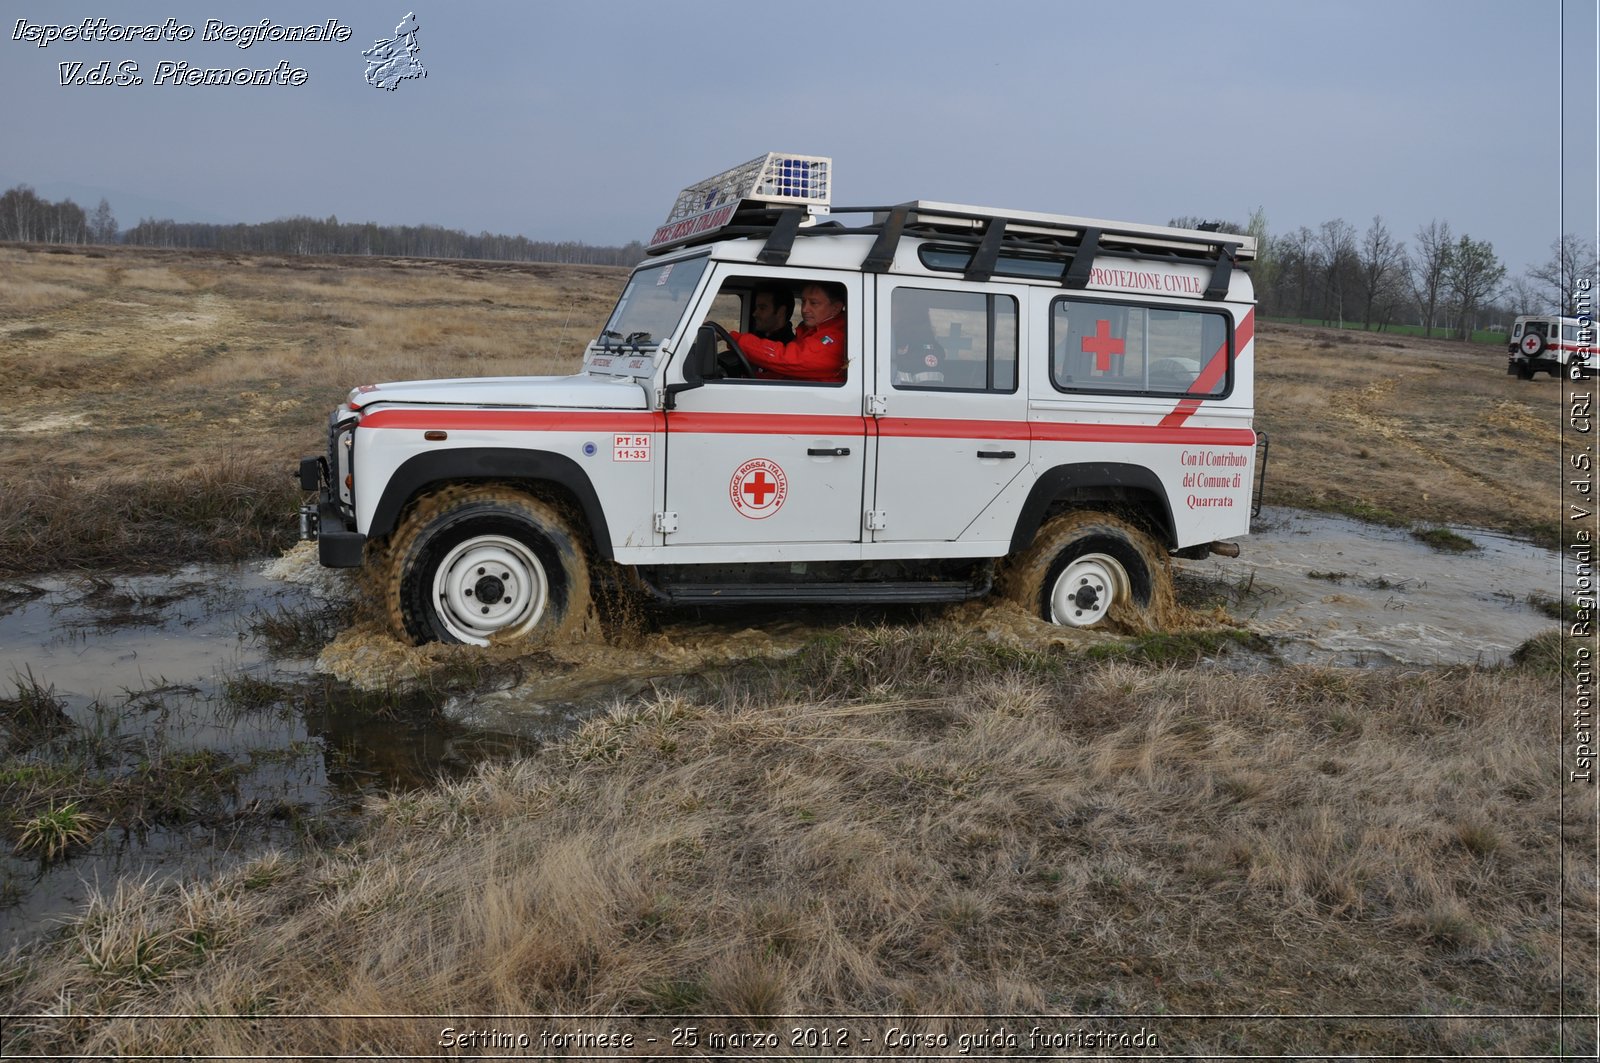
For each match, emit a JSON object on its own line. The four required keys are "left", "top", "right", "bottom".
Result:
{"left": 1262, "top": 316, "right": 1509, "bottom": 347}
{"left": 0, "top": 244, "right": 1591, "bottom": 1057}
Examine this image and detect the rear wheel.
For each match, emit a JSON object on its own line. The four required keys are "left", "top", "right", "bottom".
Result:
{"left": 384, "top": 485, "right": 590, "bottom": 646}
{"left": 1004, "top": 512, "right": 1169, "bottom": 632}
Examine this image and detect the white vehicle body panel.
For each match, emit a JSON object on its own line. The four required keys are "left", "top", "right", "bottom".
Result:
{"left": 324, "top": 197, "right": 1258, "bottom": 573}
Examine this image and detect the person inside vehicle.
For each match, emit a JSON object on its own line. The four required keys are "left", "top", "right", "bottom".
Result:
{"left": 747, "top": 282, "right": 795, "bottom": 343}
{"left": 728, "top": 281, "right": 847, "bottom": 382}
{"left": 891, "top": 297, "right": 945, "bottom": 385}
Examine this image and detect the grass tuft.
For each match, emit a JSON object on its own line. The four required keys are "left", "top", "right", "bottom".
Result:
{"left": 1411, "top": 526, "right": 1479, "bottom": 553}
{"left": 14, "top": 801, "right": 100, "bottom": 861}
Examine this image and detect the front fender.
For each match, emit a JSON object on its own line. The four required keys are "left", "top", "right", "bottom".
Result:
{"left": 369, "top": 448, "right": 615, "bottom": 560}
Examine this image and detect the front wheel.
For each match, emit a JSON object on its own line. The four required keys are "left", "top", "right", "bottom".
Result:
{"left": 1003, "top": 512, "right": 1169, "bottom": 632}
{"left": 384, "top": 485, "right": 590, "bottom": 646}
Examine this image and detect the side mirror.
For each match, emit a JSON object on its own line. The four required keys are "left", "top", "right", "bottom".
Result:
{"left": 690, "top": 325, "right": 716, "bottom": 377}
{"left": 664, "top": 324, "right": 715, "bottom": 409}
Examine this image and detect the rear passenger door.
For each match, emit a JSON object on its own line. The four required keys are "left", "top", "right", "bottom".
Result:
{"left": 870, "top": 278, "right": 1030, "bottom": 542}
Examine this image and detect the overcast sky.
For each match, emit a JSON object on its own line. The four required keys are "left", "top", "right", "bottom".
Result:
{"left": 1, "top": 1, "right": 1595, "bottom": 279}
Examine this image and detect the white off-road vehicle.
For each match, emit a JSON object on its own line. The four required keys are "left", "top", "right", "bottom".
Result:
{"left": 300, "top": 153, "right": 1263, "bottom": 645}
{"left": 1507, "top": 314, "right": 1594, "bottom": 378}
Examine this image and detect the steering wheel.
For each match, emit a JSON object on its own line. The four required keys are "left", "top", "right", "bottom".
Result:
{"left": 705, "top": 320, "right": 756, "bottom": 378}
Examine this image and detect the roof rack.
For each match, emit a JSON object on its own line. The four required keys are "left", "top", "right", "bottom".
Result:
{"left": 650, "top": 153, "right": 831, "bottom": 251}
{"left": 647, "top": 197, "right": 1254, "bottom": 300}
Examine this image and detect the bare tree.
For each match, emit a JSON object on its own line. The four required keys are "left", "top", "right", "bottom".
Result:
{"left": 1317, "top": 219, "right": 1358, "bottom": 327}
{"left": 1444, "top": 235, "right": 1506, "bottom": 340}
{"left": 1277, "top": 226, "right": 1319, "bottom": 319}
{"left": 1409, "top": 219, "right": 1454, "bottom": 337}
{"left": 1528, "top": 234, "right": 1599, "bottom": 316}
{"left": 1505, "top": 275, "right": 1548, "bottom": 317}
{"left": 89, "top": 198, "right": 117, "bottom": 244}
{"left": 1357, "top": 215, "right": 1405, "bottom": 330}
{"left": 1245, "top": 206, "right": 1273, "bottom": 310}
{"left": 0, "top": 184, "right": 42, "bottom": 242}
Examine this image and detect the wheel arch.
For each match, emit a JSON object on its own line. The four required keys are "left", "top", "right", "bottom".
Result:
{"left": 369, "top": 448, "right": 614, "bottom": 560}
{"left": 1009, "top": 463, "right": 1176, "bottom": 555}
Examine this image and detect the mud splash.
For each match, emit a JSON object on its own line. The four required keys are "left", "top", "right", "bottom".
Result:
{"left": 301, "top": 502, "right": 1559, "bottom": 735}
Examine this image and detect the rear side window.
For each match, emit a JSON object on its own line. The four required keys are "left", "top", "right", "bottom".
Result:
{"left": 1050, "top": 297, "right": 1231, "bottom": 398}
{"left": 890, "top": 288, "right": 1017, "bottom": 392}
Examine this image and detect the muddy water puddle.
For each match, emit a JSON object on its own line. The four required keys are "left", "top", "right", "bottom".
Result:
{"left": 0, "top": 562, "right": 535, "bottom": 952}
{"left": 1179, "top": 506, "right": 1561, "bottom": 666}
{"left": 0, "top": 510, "right": 1561, "bottom": 950}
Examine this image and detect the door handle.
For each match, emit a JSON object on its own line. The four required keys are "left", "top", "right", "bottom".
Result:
{"left": 808, "top": 447, "right": 851, "bottom": 457}
{"left": 976, "top": 450, "right": 1017, "bottom": 460}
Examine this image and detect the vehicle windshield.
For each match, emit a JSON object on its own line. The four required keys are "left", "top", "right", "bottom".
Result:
{"left": 597, "top": 256, "right": 709, "bottom": 349}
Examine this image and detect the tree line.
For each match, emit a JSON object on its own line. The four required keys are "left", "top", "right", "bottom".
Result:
{"left": 1174, "top": 210, "right": 1596, "bottom": 339}
{"left": 0, "top": 184, "right": 644, "bottom": 267}
{"left": 4, "top": 183, "right": 1593, "bottom": 331}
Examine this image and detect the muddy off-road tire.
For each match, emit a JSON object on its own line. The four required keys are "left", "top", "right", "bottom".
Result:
{"left": 1003, "top": 511, "right": 1170, "bottom": 632}
{"left": 383, "top": 485, "right": 591, "bottom": 646}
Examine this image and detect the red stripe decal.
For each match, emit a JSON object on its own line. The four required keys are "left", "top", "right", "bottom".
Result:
{"left": 1031, "top": 422, "right": 1256, "bottom": 446}
{"left": 878, "top": 417, "right": 1031, "bottom": 440}
{"left": 1158, "top": 308, "right": 1254, "bottom": 428}
{"left": 360, "top": 408, "right": 1252, "bottom": 447}
{"left": 667, "top": 412, "right": 868, "bottom": 436}
{"left": 360, "top": 409, "right": 664, "bottom": 432}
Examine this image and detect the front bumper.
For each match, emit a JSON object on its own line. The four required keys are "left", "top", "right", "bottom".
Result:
{"left": 298, "top": 455, "right": 366, "bottom": 567}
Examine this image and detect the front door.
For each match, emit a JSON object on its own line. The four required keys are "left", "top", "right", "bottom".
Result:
{"left": 664, "top": 271, "right": 867, "bottom": 546}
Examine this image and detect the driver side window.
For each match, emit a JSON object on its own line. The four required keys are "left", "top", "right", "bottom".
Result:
{"left": 702, "top": 275, "right": 847, "bottom": 386}
{"left": 707, "top": 289, "right": 744, "bottom": 328}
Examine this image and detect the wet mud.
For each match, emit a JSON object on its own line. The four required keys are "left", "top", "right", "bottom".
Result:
{"left": 0, "top": 509, "right": 1562, "bottom": 950}
{"left": 1178, "top": 506, "right": 1561, "bottom": 666}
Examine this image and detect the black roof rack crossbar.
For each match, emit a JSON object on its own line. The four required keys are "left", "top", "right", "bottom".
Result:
{"left": 963, "top": 218, "right": 1007, "bottom": 282}
{"left": 1061, "top": 226, "right": 1101, "bottom": 289}
{"left": 1203, "top": 243, "right": 1239, "bottom": 300}
{"left": 643, "top": 202, "right": 1252, "bottom": 285}
{"left": 861, "top": 203, "right": 911, "bottom": 273}
{"left": 757, "top": 208, "right": 804, "bottom": 265}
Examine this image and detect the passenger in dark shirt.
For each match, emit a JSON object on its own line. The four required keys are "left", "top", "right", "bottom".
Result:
{"left": 747, "top": 282, "right": 795, "bottom": 344}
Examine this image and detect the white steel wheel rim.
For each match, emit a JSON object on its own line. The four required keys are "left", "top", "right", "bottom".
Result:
{"left": 432, "top": 534, "right": 548, "bottom": 645}
{"left": 1049, "top": 552, "right": 1131, "bottom": 627}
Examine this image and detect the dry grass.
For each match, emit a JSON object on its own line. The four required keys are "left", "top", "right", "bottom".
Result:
{"left": 1255, "top": 324, "right": 1565, "bottom": 544}
{"left": 0, "top": 244, "right": 623, "bottom": 572}
{"left": 0, "top": 245, "right": 1588, "bottom": 1057}
{"left": 0, "top": 245, "right": 1572, "bottom": 571}
{"left": 0, "top": 626, "right": 1585, "bottom": 1056}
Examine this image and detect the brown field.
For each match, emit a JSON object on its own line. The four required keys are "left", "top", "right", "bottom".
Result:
{"left": 0, "top": 243, "right": 1569, "bottom": 572}
{"left": 0, "top": 244, "right": 1591, "bottom": 1057}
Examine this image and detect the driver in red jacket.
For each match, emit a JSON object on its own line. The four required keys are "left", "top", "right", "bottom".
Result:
{"left": 729, "top": 281, "right": 847, "bottom": 382}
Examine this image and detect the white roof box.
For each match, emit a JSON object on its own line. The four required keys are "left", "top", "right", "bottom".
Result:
{"left": 650, "top": 152, "right": 831, "bottom": 250}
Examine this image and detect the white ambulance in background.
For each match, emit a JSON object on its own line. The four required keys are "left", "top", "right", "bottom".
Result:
{"left": 300, "top": 153, "right": 1264, "bottom": 645}
{"left": 1508, "top": 314, "right": 1594, "bottom": 378}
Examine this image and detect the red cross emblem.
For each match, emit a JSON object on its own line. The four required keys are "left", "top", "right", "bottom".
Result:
{"left": 743, "top": 472, "right": 777, "bottom": 505}
{"left": 730, "top": 458, "right": 788, "bottom": 519}
{"left": 1081, "top": 319, "right": 1124, "bottom": 372}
